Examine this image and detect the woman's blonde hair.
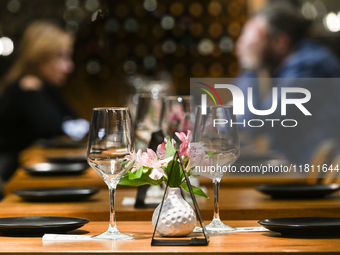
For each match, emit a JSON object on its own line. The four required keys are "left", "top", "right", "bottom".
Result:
{"left": 3, "top": 20, "right": 74, "bottom": 85}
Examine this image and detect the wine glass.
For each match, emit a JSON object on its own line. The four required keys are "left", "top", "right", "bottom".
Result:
{"left": 134, "top": 94, "right": 163, "bottom": 151}
{"left": 87, "top": 107, "right": 135, "bottom": 240}
{"left": 192, "top": 106, "right": 240, "bottom": 232}
{"left": 161, "top": 96, "right": 191, "bottom": 139}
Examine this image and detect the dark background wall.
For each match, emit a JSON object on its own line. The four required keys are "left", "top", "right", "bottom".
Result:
{"left": 0, "top": 0, "right": 340, "bottom": 120}
{"left": 0, "top": 0, "right": 247, "bottom": 120}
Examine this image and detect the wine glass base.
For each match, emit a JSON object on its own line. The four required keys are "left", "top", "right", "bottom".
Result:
{"left": 205, "top": 219, "right": 236, "bottom": 233}
{"left": 92, "top": 230, "right": 134, "bottom": 240}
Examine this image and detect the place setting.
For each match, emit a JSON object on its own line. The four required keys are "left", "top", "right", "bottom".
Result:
{"left": 258, "top": 217, "right": 340, "bottom": 238}
{"left": 254, "top": 182, "right": 340, "bottom": 199}
{"left": 0, "top": 216, "right": 89, "bottom": 237}
{"left": 12, "top": 186, "right": 100, "bottom": 202}
{"left": 22, "top": 162, "right": 89, "bottom": 176}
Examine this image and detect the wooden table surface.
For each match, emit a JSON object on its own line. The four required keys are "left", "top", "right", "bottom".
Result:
{"left": 2, "top": 145, "right": 339, "bottom": 222}
{"left": 0, "top": 221, "right": 340, "bottom": 254}
{"left": 4, "top": 145, "right": 305, "bottom": 194}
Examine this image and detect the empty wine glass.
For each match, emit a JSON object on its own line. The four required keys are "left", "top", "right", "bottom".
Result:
{"left": 161, "top": 96, "right": 191, "bottom": 139}
{"left": 192, "top": 106, "right": 240, "bottom": 232}
{"left": 134, "top": 94, "right": 163, "bottom": 151}
{"left": 87, "top": 107, "right": 135, "bottom": 240}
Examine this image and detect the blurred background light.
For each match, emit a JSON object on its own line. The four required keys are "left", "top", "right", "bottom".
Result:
{"left": 161, "top": 15, "right": 175, "bottom": 30}
{"left": 65, "top": 0, "right": 79, "bottom": 8}
{"left": 86, "top": 59, "right": 101, "bottom": 75}
{"left": 143, "top": 55, "right": 157, "bottom": 70}
{"left": 123, "top": 60, "right": 137, "bottom": 74}
{"left": 124, "top": 18, "right": 139, "bottom": 33}
{"left": 198, "top": 38, "right": 214, "bottom": 55}
{"left": 143, "top": 0, "right": 157, "bottom": 12}
{"left": 105, "top": 18, "right": 120, "bottom": 33}
{"left": 314, "top": 0, "right": 327, "bottom": 17}
{"left": 132, "top": 77, "right": 144, "bottom": 89}
{"left": 0, "top": 37, "right": 14, "bottom": 56}
{"left": 7, "top": 0, "right": 21, "bottom": 13}
{"left": 85, "top": 0, "right": 99, "bottom": 12}
{"left": 170, "top": 2, "right": 184, "bottom": 16}
{"left": 219, "top": 36, "right": 234, "bottom": 53}
{"left": 63, "top": 7, "right": 84, "bottom": 24}
{"left": 189, "top": 2, "right": 203, "bottom": 17}
{"left": 301, "top": 2, "right": 318, "bottom": 19}
{"left": 162, "top": 40, "right": 176, "bottom": 54}
{"left": 324, "top": 12, "right": 340, "bottom": 32}
{"left": 208, "top": 1, "right": 222, "bottom": 17}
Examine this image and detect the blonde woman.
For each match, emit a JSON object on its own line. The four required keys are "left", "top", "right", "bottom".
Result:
{"left": 0, "top": 20, "right": 88, "bottom": 184}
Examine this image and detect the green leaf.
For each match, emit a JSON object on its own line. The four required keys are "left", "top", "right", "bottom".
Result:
{"left": 165, "top": 159, "right": 182, "bottom": 187}
{"left": 207, "top": 150, "right": 216, "bottom": 157}
{"left": 180, "top": 182, "right": 209, "bottom": 198}
{"left": 164, "top": 137, "right": 176, "bottom": 158}
{"left": 119, "top": 168, "right": 163, "bottom": 186}
{"left": 127, "top": 166, "right": 143, "bottom": 180}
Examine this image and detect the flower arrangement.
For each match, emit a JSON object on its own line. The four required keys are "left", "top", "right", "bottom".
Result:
{"left": 119, "top": 130, "right": 210, "bottom": 198}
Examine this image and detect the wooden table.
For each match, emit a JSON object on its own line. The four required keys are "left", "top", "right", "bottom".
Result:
{"left": 0, "top": 221, "right": 340, "bottom": 254}
{"left": 4, "top": 145, "right": 305, "bottom": 193}
{"left": 1, "top": 185, "right": 340, "bottom": 221}
{"left": 4, "top": 164, "right": 306, "bottom": 194}
{"left": 2, "top": 145, "right": 339, "bottom": 222}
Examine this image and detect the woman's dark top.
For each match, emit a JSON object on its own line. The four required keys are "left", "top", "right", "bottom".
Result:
{"left": 0, "top": 79, "right": 77, "bottom": 180}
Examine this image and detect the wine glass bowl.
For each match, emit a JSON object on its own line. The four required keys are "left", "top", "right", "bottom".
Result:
{"left": 134, "top": 94, "right": 163, "bottom": 151}
{"left": 87, "top": 107, "right": 135, "bottom": 240}
{"left": 193, "top": 105, "right": 240, "bottom": 232}
{"left": 161, "top": 96, "right": 191, "bottom": 139}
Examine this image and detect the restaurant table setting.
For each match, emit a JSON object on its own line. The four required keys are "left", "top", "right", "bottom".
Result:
{"left": 1, "top": 102, "right": 340, "bottom": 254}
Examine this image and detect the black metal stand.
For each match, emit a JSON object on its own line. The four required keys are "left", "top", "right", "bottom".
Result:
{"left": 151, "top": 151, "right": 209, "bottom": 246}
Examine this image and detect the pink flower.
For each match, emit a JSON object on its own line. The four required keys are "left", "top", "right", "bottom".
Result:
{"left": 140, "top": 149, "right": 165, "bottom": 180}
{"left": 190, "top": 143, "right": 209, "bottom": 167}
{"left": 176, "top": 130, "right": 191, "bottom": 143}
{"left": 176, "top": 130, "right": 191, "bottom": 157}
{"left": 157, "top": 138, "right": 176, "bottom": 159}
{"left": 125, "top": 149, "right": 142, "bottom": 172}
{"left": 190, "top": 143, "right": 213, "bottom": 179}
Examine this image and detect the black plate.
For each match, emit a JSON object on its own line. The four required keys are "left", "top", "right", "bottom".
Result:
{"left": 0, "top": 216, "right": 89, "bottom": 236}
{"left": 254, "top": 183, "right": 340, "bottom": 199}
{"left": 23, "top": 162, "right": 89, "bottom": 176}
{"left": 258, "top": 217, "right": 340, "bottom": 237}
{"left": 13, "top": 187, "right": 100, "bottom": 202}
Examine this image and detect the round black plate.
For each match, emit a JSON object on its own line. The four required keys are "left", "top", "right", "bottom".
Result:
{"left": 0, "top": 216, "right": 89, "bottom": 236}
{"left": 13, "top": 187, "right": 100, "bottom": 202}
{"left": 258, "top": 217, "right": 340, "bottom": 237}
{"left": 254, "top": 183, "right": 340, "bottom": 199}
{"left": 23, "top": 162, "right": 89, "bottom": 176}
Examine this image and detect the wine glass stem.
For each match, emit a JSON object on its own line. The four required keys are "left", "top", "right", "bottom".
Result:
{"left": 213, "top": 179, "right": 221, "bottom": 220}
{"left": 108, "top": 182, "right": 118, "bottom": 233}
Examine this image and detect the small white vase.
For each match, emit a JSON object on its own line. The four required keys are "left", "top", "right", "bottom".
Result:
{"left": 152, "top": 187, "right": 196, "bottom": 237}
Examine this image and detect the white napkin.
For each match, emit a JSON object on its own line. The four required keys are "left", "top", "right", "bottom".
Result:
{"left": 193, "top": 226, "right": 268, "bottom": 233}
{"left": 121, "top": 197, "right": 162, "bottom": 205}
{"left": 43, "top": 234, "right": 94, "bottom": 241}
